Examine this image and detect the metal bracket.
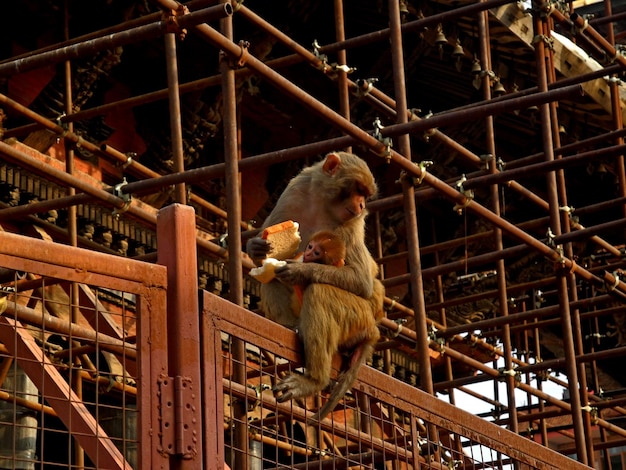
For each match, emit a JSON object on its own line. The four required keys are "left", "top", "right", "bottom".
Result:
{"left": 355, "top": 78, "right": 378, "bottom": 97}
{"left": 312, "top": 39, "right": 329, "bottom": 71}
{"left": 373, "top": 117, "right": 392, "bottom": 162}
{"left": 453, "top": 175, "right": 474, "bottom": 214}
{"left": 112, "top": 177, "right": 131, "bottom": 219}
{"left": 162, "top": 5, "right": 190, "bottom": 40}
{"left": 499, "top": 367, "right": 521, "bottom": 384}
{"left": 157, "top": 375, "right": 198, "bottom": 459}
{"left": 532, "top": 34, "right": 554, "bottom": 50}
{"left": 390, "top": 318, "right": 406, "bottom": 338}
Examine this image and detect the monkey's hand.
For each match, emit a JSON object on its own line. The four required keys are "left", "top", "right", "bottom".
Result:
{"left": 273, "top": 262, "right": 316, "bottom": 286}
{"left": 246, "top": 237, "right": 271, "bottom": 265}
{"left": 274, "top": 262, "right": 372, "bottom": 298}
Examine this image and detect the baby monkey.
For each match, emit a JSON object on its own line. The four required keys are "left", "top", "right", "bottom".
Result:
{"left": 302, "top": 230, "right": 345, "bottom": 267}
{"left": 293, "top": 231, "right": 346, "bottom": 308}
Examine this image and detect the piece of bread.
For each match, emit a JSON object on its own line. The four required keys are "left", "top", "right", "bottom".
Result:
{"left": 261, "top": 220, "right": 301, "bottom": 260}
{"left": 249, "top": 258, "right": 287, "bottom": 283}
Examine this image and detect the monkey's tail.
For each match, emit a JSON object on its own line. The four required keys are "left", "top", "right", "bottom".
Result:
{"left": 308, "top": 340, "right": 375, "bottom": 423}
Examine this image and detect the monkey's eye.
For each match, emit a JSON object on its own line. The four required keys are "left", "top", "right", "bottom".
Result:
{"left": 355, "top": 183, "right": 371, "bottom": 198}
{"left": 307, "top": 243, "right": 313, "bottom": 250}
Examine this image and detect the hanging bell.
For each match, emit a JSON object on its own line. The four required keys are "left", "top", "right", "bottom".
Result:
{"left": 435, "top": 31, "right": 447, "bottom": 46}
{"left": 471, "top": 58, "right": 482, "bottom": 75}
{"left": 452, "top": 42, "right": 464, "bottom": 58}
{"left": 435, "top": 26, "right": 447, "bottom": 59}
{"left": 399, "top": 0, "right": 409, "bottom": 15}
{"left": 493, "top": 80, "right": 506, "bottom": 96}
{"left": 452, "top": 42, "right": 464, "bottom": 71}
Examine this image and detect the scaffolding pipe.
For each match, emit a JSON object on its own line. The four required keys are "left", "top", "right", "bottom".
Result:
{"left": 0, "top": 140, "right": 235, "bottom": 263}
{"left": 0, "top": 4, "right": 234, "bottom": 77}
{"left": 164, "top": 31, "right": 187, "bottom": 204}
{"left": 219, "top": 8, "right": 249, "bottom": 468}
{"left": 389, "top": 0, "right": 435, "bottom": 397}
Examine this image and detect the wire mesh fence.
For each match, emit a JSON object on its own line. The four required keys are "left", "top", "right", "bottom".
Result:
{"left": 0, "top": 232, "right": 167, "bottom": 470}
{"left": 205, "top": 291, "right": 591, "bottom": 470}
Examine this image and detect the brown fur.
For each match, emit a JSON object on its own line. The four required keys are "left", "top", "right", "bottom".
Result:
{"left": 247, "top": 151, "right": 384, "bottom": 421}
{"left": 302, "top": 230, "right": 346, "bottom": 267}
{"left": 293, "top": 231, "right": 346, "bottom": 308}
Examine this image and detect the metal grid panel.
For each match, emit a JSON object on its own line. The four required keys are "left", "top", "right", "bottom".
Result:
{"left": 0, "top": 231, "right": 168, "bottom": 470}
{"left": 0, "top": 274, "right": 137, "bottom": 469}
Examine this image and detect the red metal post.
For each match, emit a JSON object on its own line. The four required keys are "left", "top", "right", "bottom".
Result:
{"left": 157, "top": 204, "right": 204, "bottom": 467}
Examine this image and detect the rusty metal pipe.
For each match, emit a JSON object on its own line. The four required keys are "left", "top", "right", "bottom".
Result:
{"left": 389, "top": 0, "right": 434, "bottom": 397}
{"left": 0, "top": 3, "right": 234, "bottom": 77}
{"left": 334, "top": 0, "right": 351, "bottom": 148}
{"left": 164, "top": 32, "right": 187, "bottom": 204}
{"left": 4, "top": 301, "right": 135, "bottom": 360}
{"left": 533, "top": 5, "right": 588, "bottom": 461}
{"left": 441, "top": 294, "right": 614, "bottom": 338}
{"left": 566, "top": 11, "right": 626, "bottom": 69}
{"left": 464, "top": 143, "right": 626, "bottom": 189}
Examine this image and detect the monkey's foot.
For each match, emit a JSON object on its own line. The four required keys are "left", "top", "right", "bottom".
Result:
{"left": 274, "top": 373, "right": 323, "bottom": 403}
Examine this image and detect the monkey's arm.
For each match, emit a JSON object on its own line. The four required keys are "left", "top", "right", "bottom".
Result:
{"left": 274, "top": 262, "right": 373, "bottom": 298}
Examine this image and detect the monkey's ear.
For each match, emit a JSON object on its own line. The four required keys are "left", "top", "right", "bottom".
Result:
{"left": 322, "top": 152, "right": 342, "bottom": 176}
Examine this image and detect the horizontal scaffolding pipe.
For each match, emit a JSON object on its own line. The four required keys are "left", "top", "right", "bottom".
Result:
{"left": 440, "top": 294, "right": 615, "bottom": 338}
{"left": 0, "top": 3, "right": 233, "bottom": 76}
{"left": 4, "top": 301, "right": 134, "bottom": 359}
{"left": 463, "top": 143, "right": 626, "bottom": 190}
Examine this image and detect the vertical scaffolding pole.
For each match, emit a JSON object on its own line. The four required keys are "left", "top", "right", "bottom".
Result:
{"left": 476, "top": 0, "right": 519, "bottom": 434}
{"left": 545, "top": 9, "right": 595, "bottom": 461}
{"left": 388, "top": 0, "right": 434, "bottom": 397}
{"left": 531, "top": 2, "right": 588, "bottom": 464}
{"left": 62, "top": 2, "right": 85, "bottom": 467}
{"left": 333, "top": 0, "right": 351, "bottom": 154}
{"left": 220, "top": 4, "right": 248, "bottom": 468}
{"left": 164, "top": 8, "right": 187, "bottom": 204}
{"left": 388, "top": 0, "right": 431, "bottom": 451}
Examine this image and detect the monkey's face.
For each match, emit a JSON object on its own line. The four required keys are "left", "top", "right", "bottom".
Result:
{"left": 302, "top": 241, "right": 324, "bottom": 263}
{"left": 319, "top": 152, "right": 377, "bottom": 224}
{"left": 331, "top": 181, "right": 371, "bottom": 223}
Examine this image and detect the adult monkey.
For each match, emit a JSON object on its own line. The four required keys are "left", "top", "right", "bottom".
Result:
{"left": 247, "top": 151, "right": 384, "bottom": 420}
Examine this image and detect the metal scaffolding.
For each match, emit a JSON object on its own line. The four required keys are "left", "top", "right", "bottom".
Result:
{"left": 0, "top": 0, "right": 625, "bottom": 468}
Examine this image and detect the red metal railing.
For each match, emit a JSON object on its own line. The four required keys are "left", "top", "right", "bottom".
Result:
{"left": 0, "top": 228, "right": 168, "bottom": 469}
{"left": 202, "top": 290, "right": 592, "bottom": 470}
{"left": 0, "top": 204, "right": 595, "bottom": 469}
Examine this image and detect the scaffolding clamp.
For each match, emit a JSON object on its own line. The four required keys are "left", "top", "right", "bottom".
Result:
{"left": 453, "top": 175, "right": 474, "bottom": 214}
{"left": 122, "top": 151, "right": 136, "bottom": 169}
{"left": 355, "top": 78, "right": 378, "bottom": 97}
{"left": 247, "top": 384, "right": 271, "bottom": 412}
{"left": 112, "top": 177, "right": 131, "bottom": 219}
{"left": 162, "top": 4, "right": 190, "bottom": 40}
{"left": 479, "top": 153, "right": 493, "bottom": 170}
{"left": 607, "top": 271, "right": 621, "bottom": 291}
{"left": 312, "top": 39, "right": 329, "bottom": 71}
{"left": 499, "top": 367, "right": 521, "bottom": 384}
{"left": 390, "top": 318, "right": 406, "bottom": 338}
{"left": 415, "top": 160, "right": 433, "bottom": 185}
{"left": 581, "top": 405, "right": 599, "bottom": 423}
{"left": 330, "top": 63, "right": 356, "bottom": 75}
{"left": 532, "top": 34, "right": 554, "bottom": 51}
{"left": 236, "top": 40, "right": 250, "bottom": 67}
{"left": 373, "top": 117, "right": 392, "bottom": 162}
